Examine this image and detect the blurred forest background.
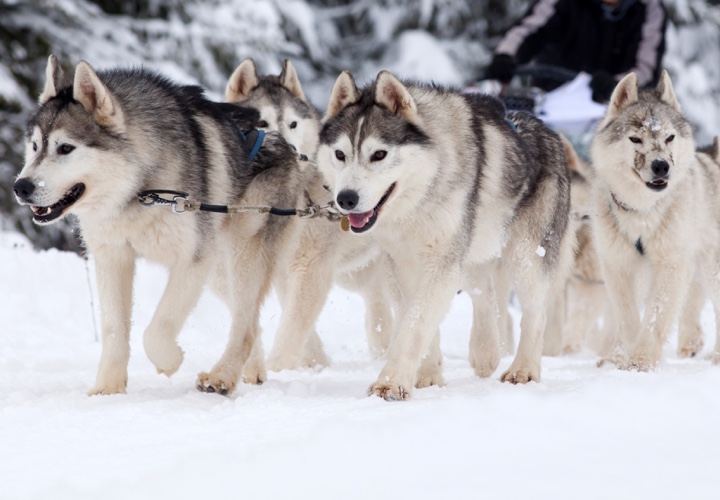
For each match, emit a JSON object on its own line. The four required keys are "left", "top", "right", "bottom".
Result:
{"left": 1, "top": 0, "right": 719, "bottom": 251}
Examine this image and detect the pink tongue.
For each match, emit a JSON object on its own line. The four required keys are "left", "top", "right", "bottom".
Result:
{"left": 348, "top": 210, "right": 374, "bottom": 229}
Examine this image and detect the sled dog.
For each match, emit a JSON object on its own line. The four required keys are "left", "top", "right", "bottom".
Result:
{"left": 14, "top": 55, "right": 308, "bottom": 395}
{"left": 225, "top": 59, "right": 398, "bottom": 369}
{"left": 317, "top": 70, "right": 574, "bottom": 399}
{"left": 591, "top": 71, "right": 720, "bottom": 370}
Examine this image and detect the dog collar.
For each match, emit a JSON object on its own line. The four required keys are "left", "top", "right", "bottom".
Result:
{"left": 238, "top": 128, "right": 265, "bottom": 164}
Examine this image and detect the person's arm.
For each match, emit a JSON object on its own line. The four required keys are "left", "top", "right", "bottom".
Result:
{"left": 495, "top": 0, "right": 566, "bottom": 63}
{"left": 621, "top": 0, "right": 667, "bottom": 87}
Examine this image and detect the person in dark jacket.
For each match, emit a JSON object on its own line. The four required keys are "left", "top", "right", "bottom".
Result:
{"left": 485, "top": 0, "right": 667, "bottom": 103}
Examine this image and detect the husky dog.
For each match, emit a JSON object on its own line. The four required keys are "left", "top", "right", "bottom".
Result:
{"left": 14, "top": 55, "right": 308, "bottom": 395}
{"left": 225, "top": 59, "right": 398, "bottom": 370}
{"left": 317, "top": 70, "right": 574, "bottom": 399}
{"left": 591, "top": 71, "right": 720, "bottom": 370}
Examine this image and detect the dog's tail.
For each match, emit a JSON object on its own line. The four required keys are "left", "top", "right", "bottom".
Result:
{"left": 559, "top": 134, "right": 594, "bottom": 181}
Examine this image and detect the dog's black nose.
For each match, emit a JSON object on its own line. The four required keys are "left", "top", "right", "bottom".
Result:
{"left": 651, "top": 159, "right": 670, "bottom": 177}
{"left": 13, "top": 177, "right": 36, "bottom": 201}
{"left": 337, "top": 189, "right": 359, "bottom": 210}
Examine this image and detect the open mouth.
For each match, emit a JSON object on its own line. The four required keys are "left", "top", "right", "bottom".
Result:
{"left": 30, "top": 183, "right": 85, "bottom": 224}
{"left": 646, "top": 178, "right": 668, "bottom": 191}
{"left": 347, "top": 183, "right": 396, "bottom": 234}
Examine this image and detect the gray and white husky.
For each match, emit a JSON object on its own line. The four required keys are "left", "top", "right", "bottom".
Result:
{"left": 317, "top": 70, "right": 575, "bottom": 399}
{"left": 591, "top": 70, "right": 720, "bottom": 370}
{"left": 225, "top": 59, "right": 399, "bottom": 371}
{"left": 14, "top": 55, "right": 309, "bottom": 395}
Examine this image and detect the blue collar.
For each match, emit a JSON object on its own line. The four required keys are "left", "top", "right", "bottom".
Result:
{"left": 238, "top": 128, "right": 265, "bottom": 164}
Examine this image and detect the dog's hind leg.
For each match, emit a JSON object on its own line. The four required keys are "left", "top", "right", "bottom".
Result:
{"left": 88, "top": 247, "right": 136, "bottom": 396}
{"left": 467, "top": 263, "right": 502, "bottom": 378}
{"left": 416, "top": 330, "right": 444, "bottom": 388}
{"left": 143, "top": 261, "right": 209, "bottom": 377}
{"left": 266, "top": 247, "right": 333, "bottom": 372}
{"left": 677, "top": 278, "right": 705, "bottom": 358}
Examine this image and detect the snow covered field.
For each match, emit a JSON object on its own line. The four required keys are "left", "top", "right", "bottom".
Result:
{"left": 1, "top": 230, "right": 719, "bottom": 499}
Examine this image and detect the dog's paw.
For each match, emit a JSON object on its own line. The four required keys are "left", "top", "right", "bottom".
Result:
{"left": 415, "top": 364, "right": 445, "bottom": 389}
{"left": 241, "top": 360, "right": 267, "bottom": 385}
{"left": 300, "top": 349, "right": 330, "bottom": 370}
{"left": 87, "top": 380, "right": 127, "bottom": 396}
{"left": 706, "top": 351, "right": 720, "bottom": 365}
{"left": 146, "top": 340, "right": 184, "bottom": 377}
{"left": 499, "top": 366, "right": 540, "bottom": 384}
{"left": 623, "top": 353, "right": 658, "bottom": 372}
{"left": 196, "top": 370, "right": 237, "bottom": 396}
{"left": 561, "top": 342, "right": 582, "bottom": 355}
{"left": 266, "top": 353, "right": 302, "bottom": 372}
{"left": 677, "top": 338, "right": 704, "bottom": 359}
{"left": 88, "top": 369, "right": 128, "bottom": 396}
{"left": 368, "top": 380, "right": 410, "bottom": 401}
{"left": 469, "top": 350, "right": 500, "bottom": 378}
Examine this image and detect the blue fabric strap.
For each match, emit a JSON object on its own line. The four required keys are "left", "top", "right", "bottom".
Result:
{"left": 238, "top": 128, "right": 265, "bottom": 164}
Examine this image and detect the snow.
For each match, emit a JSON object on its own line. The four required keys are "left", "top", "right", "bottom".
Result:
{"left": 2, "top": 231, "right": 720, "bottom": 499}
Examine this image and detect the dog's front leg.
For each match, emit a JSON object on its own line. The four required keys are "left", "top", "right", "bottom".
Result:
{"left": 197, "top": 236, "right": 270, "bottom": 396}
{"left": 143, "top": 261, "right": 209, "bottom": 376}
{"left": 467, "top": 263, "right": 503, "bottom": 378}
{"left": 368, "top": 264, "right": 458, "bottom": 401}
{"left": 88, "top": 246, "right": 136, "bottom": 395}
{"left": 630, "top": 261, "right": 690, "bottom": 370}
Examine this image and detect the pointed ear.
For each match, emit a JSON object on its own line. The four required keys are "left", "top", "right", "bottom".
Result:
{"left": 73, "top": 60, "right": 124, "bottom": 131}
{"left": 225, "top": 59, "right": 259, "bottom": 102}
{"left": 606, "top": 72, "right": 638, "bottom": 120}
{"left": 656, "top": 69, "right": 680, "bottom": 111}
{"left": 375, "top": 71, "right": 420, "bottom": 125}
{"left": 325, "top": 70, "right": 359, "bottom": 120}
{"left": 560, "top": 133, "right": 592, "bottom": 179}
{"left": 39, "top": 54, "right": 68, "bottom": 104}
{"left": 279, "top": 59, "right": 305, "bottom": 100}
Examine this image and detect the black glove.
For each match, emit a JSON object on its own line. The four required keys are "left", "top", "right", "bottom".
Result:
{"left": 485, "top": 54, "right": 516, "bottom": 83}
{"left": 590, "top": 71, "right": 618, "bottom": 103}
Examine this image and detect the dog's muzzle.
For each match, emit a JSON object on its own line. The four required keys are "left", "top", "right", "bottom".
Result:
{"left": 647, "top": 159, "right": 669, "bottom": 191}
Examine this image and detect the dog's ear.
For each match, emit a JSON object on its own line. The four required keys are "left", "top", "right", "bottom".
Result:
{"left": 73, "top": 60, "right": 125, "bottom": 132}
{"left": 39, "top": 54, "right": 69, "bottom": 104}
{"left": 375, "top": 71, "right": 420, "bottom": 125}
{"left": 656, "top": 69, "right": 681, "bottom": 111}
{"left": 325, "top": 70, "right": 359, "bottom": 120}
{"left": 279, "top": 59, "right": 305, "bottom": 101}
{"left": 226, "top": 59, "right": 259, "bottom": 102}
{"left": 606, "top": 72, "right": 638, "bottom": 120}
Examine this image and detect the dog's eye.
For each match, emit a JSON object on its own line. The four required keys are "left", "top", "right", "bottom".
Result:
{"left": 257, "top": 120, "right": 269, "bottom": 128}
{"left": 57, "top": 144, "right": 75, "bottom": 155}
{"left": 32, "top": 141, "right": 38, "bottom": 152}
{"left": 335, "top": 150, "right": 346, "bottom": 161}
{"left": 289, "top": 121, "right": 298, "bottom": 129}
{"left": 666, "top": 134, "right": 675, "bottom": 143}
{"left": 370, "top": 150, "right": 387, "bottom": 162}
{"left": 629, "top": 136, "right": 643, "bottom": 144}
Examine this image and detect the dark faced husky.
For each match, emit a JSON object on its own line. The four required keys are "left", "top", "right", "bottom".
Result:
{"left": 591, "top": 70, "right": 720, "bottom": 370}
{"left": 225, "top": 59, "right": 403, "bottom": 373}
{"left": 14, "top": 55, "right": 308, "bottom": 395}
{"left": 317, "top": 71, "right": 575, "bottom": 400}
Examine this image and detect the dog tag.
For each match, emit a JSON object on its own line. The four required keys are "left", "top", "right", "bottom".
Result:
{"left": 340, "top": 216, "right": 350, "bottom": 232}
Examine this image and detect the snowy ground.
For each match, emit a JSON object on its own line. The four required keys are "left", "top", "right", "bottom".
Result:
{"left": 1, "top": 230, "right": 719, "bottom": 500}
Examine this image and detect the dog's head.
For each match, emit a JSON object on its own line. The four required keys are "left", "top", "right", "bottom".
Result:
{"left": 316, "top": 70, "right": 433, "bottom": 234}
{"left": 14, "top": 55, "right": 130, "bottom": 225}
{"left": 591, "top": 70, "right": 695, "bottom": 205}
{"left": 226, "top": 58, "right": 321, "bottom": 160}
